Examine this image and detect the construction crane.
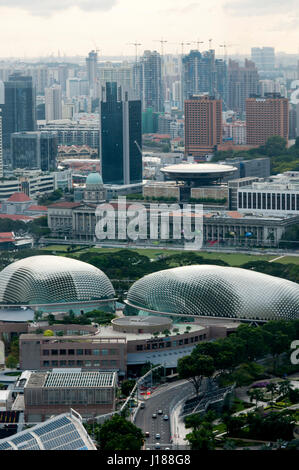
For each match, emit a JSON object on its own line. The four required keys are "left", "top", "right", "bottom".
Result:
{"left": 127, "top": 41, "right": 142, "bottom": 62}
{"left": 154, "top": 39, "right": 168, "bottom": 56}
{"left": 134, "top": 140, "right": 143, "bottom": 155}
{"left": 219, "top": 43, "right": 238, "bottom": 63}
{"left": 191, "top": 40, "right": 204, "bottom": 51}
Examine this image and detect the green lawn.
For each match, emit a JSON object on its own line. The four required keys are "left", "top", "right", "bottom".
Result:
{"left": 41, "top": 245, "right": 299, "bottom": 267}
{"left": 272, "top": 256, "right": 299, "bottom": 265}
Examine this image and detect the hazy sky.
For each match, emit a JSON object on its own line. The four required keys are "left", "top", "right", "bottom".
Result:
{"left": 0, "top": 0, "right": 298, "bottom": 58}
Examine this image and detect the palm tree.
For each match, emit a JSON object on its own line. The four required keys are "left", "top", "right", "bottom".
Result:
{"left": 247, "top": 388, "right": 264, "bottom": 409}
{"left": 266, "top": 383, "right": 278, "bottom": 407}
{"left": 278, "top": 380, "right": 291, "bottom": 399}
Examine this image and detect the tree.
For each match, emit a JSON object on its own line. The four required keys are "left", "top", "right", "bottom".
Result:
{"left": 5, "top": 354, "right": 18, "bottom": 369}
{"left": 185, "top": 423, "right": 216, "bottom": 450}
{"left": 177, "top": 354, "right": 215, "bottom": 396}
{"left": 278, "top": 380, "right": 291, "bottom": 399}
{"left": 264, "top": 136, "right": 287, "bottom": 157}
{"left": 247, "top": 388, "right": 264, "bottom": 409}
{"left": 98, "top": 415, "right": 144, "bottom": 450}
{"left": 266, "top": 383, "right": 278, "bottom": 407}
{"left": 121, "top": 379, "right": 136, "bottom": 397}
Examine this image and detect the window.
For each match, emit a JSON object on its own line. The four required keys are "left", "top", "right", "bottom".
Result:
{"left": 85, "top": 361, "right": 92, "bottom": 367}
{"left": 51, "top": 350, "right": 58, "bottom": 355}
{"left": 51, "top": 361, "right": 58, "bottom": 366}
{"left": 85, "top": 349, "right": 92, "bottom": 355}
{"left": 43, "top": 361, "right": 50, "bottom": 366}
{"left": 59, "top": 360, "right": 67, "bottom": 366}
{"left": 93, "top": 361, "right": 100, "bottom": 367}
{"left": 42, "top": 350, "right": 49, "bottom": 356}
{"left": 92, "top": 349, "right": 100, "bottom": 355}
{"left": 179, "top": 340, "right": 183, "bottom": 345}
{"left": 166, "top": 342, "right": 171, "bottom": 348}
{"left": 77, "top": 360, "right": 83, "bottom": 366}
{"left": 184, "top": 338, "right": 189, "bottom": 344}
{"left": 194, "top": 336, "right": 199, "bottom": 342}
{"left": 68, "top": 349, "right": 75, "bottom": 355}
{"left": 59, "top": 349, "right": 66, "bottom": 355}
{"left": 68, "top": 360, "right": 75, "bottom": 366}
{"left": 102, "top": 360, "right": 109, "bottom": 366}
{"left": 110, "top": 360, "right": 117, "bottom": 366}
{"left": 136, "top": 345, "right": 143, "bottom": 351}
{"left": 77, "top": 349, "right": 83, "bottom": 355}
{"left": 101, "top": 349, "right": 108, "bottom": 355}
{"left": 152, "top": 343, "right": 158, "bottom": 349}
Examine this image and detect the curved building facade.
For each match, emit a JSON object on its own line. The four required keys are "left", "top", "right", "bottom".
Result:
{"left": 126, "top": 265, "right": 299, "bottom": 321}
{"left": 0, "top": 255, "right": 116, "bottom": 313}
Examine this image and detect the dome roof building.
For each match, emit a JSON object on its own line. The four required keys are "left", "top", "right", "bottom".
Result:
{"left": 126, "top": 265, "right": 299, "bottom": 322}
{"left": 84, "top": 171, "right": 106, "bottom": 203}
{"left": 0, "top": 255, "right": 116, "bottom": 314}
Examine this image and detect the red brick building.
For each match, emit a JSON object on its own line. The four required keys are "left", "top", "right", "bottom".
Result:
{"left": 246, "top": 93, "right": 289, "bottom": 146}
{"left": 184, "top": 95, "right": 222, "bottom": 158}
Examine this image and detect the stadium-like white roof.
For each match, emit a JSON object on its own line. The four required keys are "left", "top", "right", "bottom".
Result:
{"left": 126, "top": 265, "right": 299, "bottom": 321}
{"left": 0, "top": 255, "right": 115, "bottom": 306}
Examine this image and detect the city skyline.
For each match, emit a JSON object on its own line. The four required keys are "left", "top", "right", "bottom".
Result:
{"left": 0, "top": 0, "right": 298, "bottom": 58}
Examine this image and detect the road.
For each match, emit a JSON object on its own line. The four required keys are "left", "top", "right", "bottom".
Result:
{"left": 135, "top": 381, "right": 193, "bottom": 450}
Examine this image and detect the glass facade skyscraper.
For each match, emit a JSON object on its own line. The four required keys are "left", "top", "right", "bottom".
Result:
{"left": 100, "top": 82, "right": 142, "bottom": 185}
{"left": 11, "top": 131, "right": 58, "bottom": 171}
{"left": 2, "top": 74, "right": 36, "bottom": 162}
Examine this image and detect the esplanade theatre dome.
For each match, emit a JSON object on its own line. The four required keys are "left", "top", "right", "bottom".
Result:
{"left": 126, "top": 265, "right": 299, "bottom": 322}
{"left": 0, "top": 255, "right": 115, "bottom": 312}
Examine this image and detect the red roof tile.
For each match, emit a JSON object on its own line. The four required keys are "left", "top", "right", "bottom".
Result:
{"left": 0, "top": 214, "right": 34, "bottom": 221}
{"left": 7, "top": 192, "right": 32, "bottom": 203}
{"left": 48, "top": 202, "right": 81, "bottom": 209}
{"left": 27, "top": 205, "right": 48, "bottom": 211}
{"left": 0, "top": 232, "right": 14, "bottom": 239}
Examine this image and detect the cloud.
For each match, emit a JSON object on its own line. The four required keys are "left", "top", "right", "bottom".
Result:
{"left": 224, "top": 0, "right": 297, "bottom": 17}
{"left": 0, "top": 0, "right": 118, "bottom": 16}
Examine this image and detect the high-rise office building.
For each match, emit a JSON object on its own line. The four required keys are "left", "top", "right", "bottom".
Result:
{"left": 182, "top": 50, "right": 227, "bottom": 108}
{"left": 11, "top": 131, "right": 58, "bottom": 171}
{"left": 182, "top": 50, "right": 215, "bottom": 100}
{"left": 228, "top": 59, "right": 259, "bottom": 115}
{"left": 86, "top": 50, "right": 98, "bottom": 94}
{"left": 140, "top": 51, "right": 163, "bottom": 113}
{"left": 45, "top": 84, "right": 62, "bottom": 122}
{"left": 246, "top": 93, "right": 289, "bottom": 146}
{"left": 184, "top": 95, "right": 222, "bottom": 157}
{"left": 100, "top": 82, "right": 142, "bottom": 185}
{"left": 251, "top": 47, "right": 275, "bottom": 72}
{"left": 2, "top": 74, "right": 36, "bottom": 160}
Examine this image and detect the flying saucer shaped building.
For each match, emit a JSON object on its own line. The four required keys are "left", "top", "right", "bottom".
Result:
{"left": 0, "top": 255, "right": 116, "bottom": 314}
{"left": 160, "top": 163, "right": 237, "bottom": 185}
{"left": 126, "top": 265, "right": 299, "bottom": 322}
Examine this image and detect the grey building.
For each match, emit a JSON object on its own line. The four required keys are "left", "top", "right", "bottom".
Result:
{"left": 100, "top": 82, "right": 142, "bottom": 185}
{"left": 11, "top": 131, "right": 58, "bottom": 171}
{"left": 2, "top": 74, "right": 36, "bottom": 163}
{"left": 140, "top": 51, "right": 164, "bottom": 113}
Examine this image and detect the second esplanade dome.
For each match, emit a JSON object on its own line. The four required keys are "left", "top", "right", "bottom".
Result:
{"left": 125, "top": 265, "right": 299, "bottom": 321}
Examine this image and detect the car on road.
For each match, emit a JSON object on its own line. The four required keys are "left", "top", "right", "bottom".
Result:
{"left": 145, "top": 432, "right": 150, "bottom": 438}
{"left": 158, "top": 409, "right": 163, "bottom": 415}
{"left": 152, "top": 413, "right": 157, "bottom": 419}
{"left": 155, "top": 433, "right": 161, "bottom": 439}
{"left": 140, "top": 402, "right": 145, "bottom": 409}
{"left": 163, "top": 415, "right": 169, "bottom": 421}
{"left": 155, "top": 443, "right": 161, "bottom": 449}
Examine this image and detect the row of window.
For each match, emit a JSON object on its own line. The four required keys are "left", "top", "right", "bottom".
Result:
{"left": 239, "top": 192, "right": 299, "bottom": 211}
{"left": 135, "top": 334, "right": 206, "bottom": 351}
{"left": 42, "top": 348, "right": 118, "bottom": 356}
{"left": 42, "top": 360, "right": 118, "bottom": 367}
